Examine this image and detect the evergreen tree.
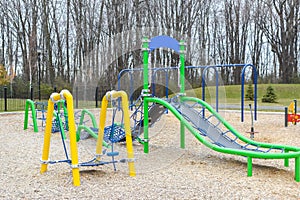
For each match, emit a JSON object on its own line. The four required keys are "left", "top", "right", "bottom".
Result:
{"left": 245, "top": 82, "right": 254, "bottom": 100}
{"left": 261, "top": 86, "right": 277, "bottom": 103}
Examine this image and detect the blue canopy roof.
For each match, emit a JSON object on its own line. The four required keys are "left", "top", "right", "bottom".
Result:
{"left": 149, "top": 35, "right": 180, "bottom": 53}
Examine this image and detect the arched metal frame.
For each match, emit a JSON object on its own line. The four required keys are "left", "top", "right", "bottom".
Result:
{"left": 118, "top": 63, "right": 258, "bottom": 122}
{"left": 241, "top": 64, "right": 258, "bottom": 122}
{"left": 202, "top": 66, "right": 219, "bottom": 114}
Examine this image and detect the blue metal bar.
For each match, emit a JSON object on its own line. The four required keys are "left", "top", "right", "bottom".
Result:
{"left": 151, "top": 67, "right": 178, "bottom": 97}
{"left": 202, "top": 66, "right": 219, "bottom": 116}
{"left": 241, "top": 64, "right": 258, "bottom": 122}
{"left": 118, "top": 64, "right": 258, "bottom": 122}
{"left": 129, "top": 71, "right": 134, "bottom": 110}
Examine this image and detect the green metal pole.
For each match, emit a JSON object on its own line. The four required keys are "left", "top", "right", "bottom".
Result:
{"left": 24, "top": 100, "right": 30, "bottom": 130}
{"left": 142, "top": 37, "right": 150, "bottom": 153}
{"left": 284, "top": 149, "right": 289, "bottom": 167}
{"left": 62, "top": 101, "right": 69, "bottom": 131}
{"left": 179, "top": 40, "right": 186, "bottom": 148}
{"left": 24, "top": 99, "right": 38, "bottom": 132}
{"left": 295, "top": 157, "right": 300, "bottom": 182}
{"left": 179, "top": 40, "right": 185, "bottom": 94}
{"left": 180, "top": 122, "right": 185, "bottom": 149}
{"left": 78, "top": 109, "right": 98, "bottom": 128}
{"left": 144, "top": 99, "right": 149, "bottom": 153}
{"left": 247, "top": 157, "right": 253, "bottom": 177}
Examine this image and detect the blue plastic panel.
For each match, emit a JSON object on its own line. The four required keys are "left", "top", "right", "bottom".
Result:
{"left": 149, "top": 35, "right": 180, "bottom": 53}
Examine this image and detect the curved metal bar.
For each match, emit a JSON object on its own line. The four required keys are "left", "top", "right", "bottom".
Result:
{"left": 118, "top": 63, "right": 258, "bottom": 122}
{"left": 241, "top": 64, "right": 258, "bottom": 122}
{"left": 151, "top": 66, "right": 178, "bottom": 97}
{"left": 202, "top": 66, "right": 219, "bottom": 117}
{"left": 117, "top": 68, "right": 143, "bottom": 110}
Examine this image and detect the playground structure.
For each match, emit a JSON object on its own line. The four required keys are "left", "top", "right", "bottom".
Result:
{"left": 246, "top": 104, "right": 258, "bottom": 140}
{"left": 40, "top": 89, "right": 135, "bottom": 186}
{"left": 35, "top": 35, "right": 300, "bottom": 184}
{"left": 24, "top": 99, "right": 69, "bottom": 133}
{"left": 118, "top": 64, "right": 257, "bottom": 122}
{"left": 76, "top": 109, "right": 100, "bottom": 141}
{"left": 285, "top": 99, "right": 300, "bottom": 127}
{"left": 125, "top": 35, "right": 300, "bottom": 181}
{"left": 76, "top": 94, "right": 167, "bottom": 144}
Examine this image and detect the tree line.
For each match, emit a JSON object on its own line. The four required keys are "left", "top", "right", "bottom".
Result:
{"left": 0, "top": 0, "right": 299, "bottom": 94}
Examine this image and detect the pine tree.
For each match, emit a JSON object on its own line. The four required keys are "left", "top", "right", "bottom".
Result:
{"left": 261, "top": 86, "right": 277, "bottom": 103}
{"left": 245, "top": 82, "right": 254, "bottom": 100}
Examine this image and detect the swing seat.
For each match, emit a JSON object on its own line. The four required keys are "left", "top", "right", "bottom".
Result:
{"left": 104, "top": 124, "right": 126, "bottom": 143}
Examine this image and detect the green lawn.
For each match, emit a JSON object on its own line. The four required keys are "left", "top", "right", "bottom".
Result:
{"left": 187, "top": 84, "right": 300, "bottom": 107}
{"left": 1, "top": 84, "right": 300, "bottom": 112}
{"left": 0, "top": 98, "right": 98, "bottom": 112}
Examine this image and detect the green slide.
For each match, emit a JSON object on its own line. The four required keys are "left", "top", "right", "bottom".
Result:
{"left": 145, "top": 96, "right": 300, "bottom": 181}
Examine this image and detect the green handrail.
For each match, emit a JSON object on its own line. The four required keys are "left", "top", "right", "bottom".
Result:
{"left": 78, "top": 109, "right": 98, "bottom": 128}
{"left": 144, "top": 96, "right": 300, "bottom": 181}
{"left": 24, "top": 99, "right": 38, "bottom": 132}
{"left": 76, "top": 109, "right": 98, "bottom": 141}
{"left": 140, "top": 35, "right": 300, "bottom": 181}
{"left": 75, "top": 109, "right": 109, "bottom": 148}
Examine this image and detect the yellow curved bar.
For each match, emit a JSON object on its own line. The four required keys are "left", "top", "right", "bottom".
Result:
{"left": 60, "top": 89, "right": 80, "bottom": 186}
{"left": 96, "top": 90, "right": 136, "bottom": 177}
{"left": 40, "top": 90, "right": 80, "bottom": 186}
{"left": 95, "top": 94, "right": 108, "bottom": 158}
{"left": 40, "top": 93, "right": 59, "bottom": 174}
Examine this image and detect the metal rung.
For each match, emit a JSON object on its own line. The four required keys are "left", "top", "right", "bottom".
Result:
{"left": 119, "top": 158, "right": 136, "bottom": 163}
{"left": 107, "top": 152, "right": 119, "bottom": 157}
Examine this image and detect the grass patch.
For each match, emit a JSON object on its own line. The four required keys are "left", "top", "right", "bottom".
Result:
{"left": 1, "top": 84, "right": 300, "bottom": 112}
{"left": 187, "top": 84, "right": 300, "bottom": 107}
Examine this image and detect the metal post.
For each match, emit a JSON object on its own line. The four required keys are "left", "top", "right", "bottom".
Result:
{"left": 295, "top": 157, "right": 300, "bottom": 182}
{"left": 241, "top": 64, "right": 258, "bottom": 122}
{"left": 38, "top": 54, "right": 41, "bottom": 100}
{"left": 285, "top": 107, "right": 288, "bottom": 127}
{"left": 247, "top": 157, "right": 253, "bottom": 177}
{"left": 294, "top": 99, "right": 297, "bottom": 125}
{"left": 30, "top": 87, "right": 33, "bottom": 100}
{"left": 75, "top": 86, "right": 78, "bottom": 109}
{"left": 179, "top": 40, "right": 186, "bottom": 148}
{"left": 95, "top": 86, "right": 99, "bottom": 108}
{"left": 241, "top": 76, "right": 245, "bottom": 122}
{"left": 284, "top": 149, "right": 289, "bottom": 167}
{"left": 142, "top": 37, "right": 149, "bottom": 153}
{"left": 4, "top": 87, "right": 7, "bottom": 111}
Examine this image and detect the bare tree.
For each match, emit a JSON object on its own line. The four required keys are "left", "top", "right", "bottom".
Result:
{"left": 0, "top": 0, "right": 299, "bottom": 95}
{"left": 259, "top": 0, "right": 300, "bottom": 83}
{"left": 223, "top": 0, "right": 251, "bottom": 84}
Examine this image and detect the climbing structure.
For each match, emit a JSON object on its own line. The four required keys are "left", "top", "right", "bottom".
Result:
{"left": 139, "top": 35, "right": 300, "bottom": 181}
{"left": 40, "top": 89, "right": 135, "bottom": 186}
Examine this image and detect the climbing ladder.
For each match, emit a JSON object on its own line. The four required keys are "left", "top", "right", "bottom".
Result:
{"left": 170, "top": 96, "right": 285, "bottom": 153}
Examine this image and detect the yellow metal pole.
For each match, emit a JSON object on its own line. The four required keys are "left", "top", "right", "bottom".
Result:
{"left": 40, "top": 90, "right": 81, "bottom": 186}
{"left": 60, "top": 89, "right": 80, "bottom": 186}
{"left": 118, "top": 91, "right": 136, "bottom": 177}
{"left": 110, "top": 91, "right": 135, "bottom": 176}
{"left": 96, "top": 90, "right": 135, "bottom": 176}
{"left": 95, "top": 95, "right": 108, "bottom": 159}
{"left": 40, "top": 93, "right": 60, "bottom": 173}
